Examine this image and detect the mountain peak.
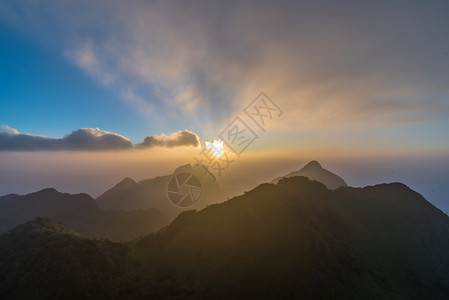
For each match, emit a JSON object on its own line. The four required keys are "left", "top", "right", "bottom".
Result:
{"left": 119, "top": 177, "right": 136, "bottom": 185}
{"left": 174, "top": 164, "right": 194, "bottom": 173}
{"left": 113, "top": 177, "right": 137, "bottom": 190}
{"left": 303, "top": 160, "right": 322, "bottom": 169}
{"left": 40, "top": 187, "right": 58, "bottom": 193}
{"left": 274, "top": 160, "right": 347, "bottom": 190}
{"left": 30, "top": 188, "right": 59, "bottom": 197}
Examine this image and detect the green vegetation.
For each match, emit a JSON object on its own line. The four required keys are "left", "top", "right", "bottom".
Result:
{"left": 0, "top": 218, "right": 133, "bottom": 299}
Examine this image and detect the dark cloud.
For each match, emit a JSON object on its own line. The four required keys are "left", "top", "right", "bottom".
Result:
{"left": 0, "top": 127, "right": 201, "bottom": 151}
{"left": 61, "top": 128, "right": 133, "bottom": 150}
{"left": 138, "top": 130, "right": 200, "bottom": 149}
{"left": 0, "top": 127, "right": 132, "bottom": 151}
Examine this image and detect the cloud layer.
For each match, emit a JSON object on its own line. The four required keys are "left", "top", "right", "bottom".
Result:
{"left": 0, "top": 127, "right": 199, "bottom": 151}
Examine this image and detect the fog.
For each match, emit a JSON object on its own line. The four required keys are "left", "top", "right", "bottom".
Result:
{"left": 1, "top": 150, "right": 447, "bottom": 214}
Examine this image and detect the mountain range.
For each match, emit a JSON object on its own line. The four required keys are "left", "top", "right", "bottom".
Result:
{"left": 0, "top": 163, "right": 226, "bottom": 240}
{"left": 1, "top": 172, "right": 449, "bottom": 299}
{"left": 0, "top": 188, "right": 168, "bottom": 241}
{"left": 97, "top": 164, "right": 224, "bottom": 220}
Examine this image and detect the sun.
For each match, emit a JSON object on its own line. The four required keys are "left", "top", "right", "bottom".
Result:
{"left": 205, "top": 140, "right": 224, "bottom": 157}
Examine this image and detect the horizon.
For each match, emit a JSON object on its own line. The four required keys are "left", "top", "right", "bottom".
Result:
{"left": 1, "top": 153, "right": 448, "bottom": 214}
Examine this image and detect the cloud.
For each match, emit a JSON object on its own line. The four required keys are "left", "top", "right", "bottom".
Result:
{"left": 138, "top": 130, "right": 200, "bottom": 149}
{"left": 0, "top": 126, "right": 200, "bottom": 151}
{"left": 61, "top": 128, "right": 133, "bottom": 150}
{"left": 2, "top": 0, "right": 449, "bottom": 130}
{"left": 0, "top": 126, "right": 19, "bottom": 135}
{"left": 0, "top": 127, "right": 132, "bottom": 151}
{"left": 65, "top": 42, "right": 116, "bottom": 85}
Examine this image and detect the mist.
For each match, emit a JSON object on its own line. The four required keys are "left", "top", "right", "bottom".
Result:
{"left": 1, "top": 150, "right": 447, "bottom": 213}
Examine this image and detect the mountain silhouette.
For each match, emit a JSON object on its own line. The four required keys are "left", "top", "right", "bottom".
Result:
{"left": 274, "top": 160, "right": 347, "bottom": 189}
{"left": 0, "top": 188, "right": 169, "bottom": 241}
{"left": 131, "top": 177, "right": 449, "bottom": 298}
{"left": 1, "top": 176, "right": 449, "bottom": 298}
{"left": 0, "top": 188, "right": 95, "bottom": 233}
{"left": 96, "top": 164, "right": 224, "bottom": 220}
{"left": 0, "top": 218, "right": 138, "bottom": 299}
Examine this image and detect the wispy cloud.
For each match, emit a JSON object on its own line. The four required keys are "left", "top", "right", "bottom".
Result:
{"left": 65, "top": 41, "right": 116, "bottom": 85}
{"left": 2, "top": 0, "right": 449, "bottom": 130}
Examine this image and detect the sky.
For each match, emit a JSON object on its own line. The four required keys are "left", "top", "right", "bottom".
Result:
{"left": 0, "top": 1, "right": 448, "bottom": 211}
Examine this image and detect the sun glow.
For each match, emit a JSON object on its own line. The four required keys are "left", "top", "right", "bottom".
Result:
{"left": 205, "top": 140, "right": 224, "bottom": 157}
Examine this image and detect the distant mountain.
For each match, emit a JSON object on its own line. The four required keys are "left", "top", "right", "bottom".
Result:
{"left": 274, "top": 160, "right": 347, "bottom": 189}
{"left": 0, "top": 188, "right": 169, "bottom": 241}
{"left": 96, "top": 177, "right": 142, "bottom": 210}
{"left": 97, "top": 164, "right": 225, "bottom": 220}
{"left": 96, "top": 176, "right": 167, "bottom": 211}
{"left": 0, "top": 188, "right": 95, "bottom": 233}
{"left": 2, "top": 176, "right": 449, "bottom": 298}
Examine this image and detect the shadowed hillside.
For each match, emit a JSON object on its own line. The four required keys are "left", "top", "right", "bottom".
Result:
{"left": 1, "top": 177, "right": 449, "bottom": 299}
{"left": 0, "top": 218, "right": 192, "bottom": 299}
{"left": 133, "top": 177, "right": 449, "bottom": 299}
{"left": 0, "top": 218, "right": 133, "bottom": 299}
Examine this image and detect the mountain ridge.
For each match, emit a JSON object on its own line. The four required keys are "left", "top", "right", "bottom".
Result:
{"left": 132, "top": 176, "right": 449, "bottom": 298}
{"left": 96, "top": 164, "right": 224, "bottom": 220}
{"left": 2, "top": 176, "right": 449, "bottom": 298}
{"left": 0, "top": 187, "right": 169, "bottom": 241}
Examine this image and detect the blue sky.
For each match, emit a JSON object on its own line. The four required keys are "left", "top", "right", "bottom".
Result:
{"left": 0, "top": 23, "right": 153, "bottom": 142}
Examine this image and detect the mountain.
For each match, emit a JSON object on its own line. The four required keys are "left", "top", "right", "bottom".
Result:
{"left": 274, "top": 160, "right": 347, "bottom": 189}
{"left": 133, "top": 177, "right": 449, "bottom": 299}
{"left": 0, "top": 218, "right": 193, "bottom": 299}
{"left": 0, "top": 188, "right": 169, "bottom": 241}
{"left": 2, "top": 176, "right": 449, "bottom": 298}
{"left": 97, "top": 164, "right": 225, "bottom": 220}
{"left": 0, "top": 188, "right": 96, "bottom": 233}
{"left": 0, "top": 218, "right": 137, "bottom": 299}
{"left": 96, "top": 176, "right": 167, "bottom": 211}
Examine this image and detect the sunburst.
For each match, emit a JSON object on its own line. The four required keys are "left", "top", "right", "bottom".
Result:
{"left": 205, "top": 140, "right": 224, "bottom": 157}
